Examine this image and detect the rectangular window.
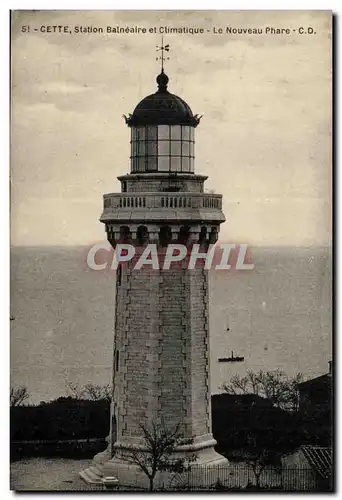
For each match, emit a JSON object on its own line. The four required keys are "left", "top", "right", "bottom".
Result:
{"left": 190, "top": 141, "right": 194, "bottom": 157}
{"left": 190, "top": 128, "right": 194, "bottom": 142}
{"left": 158, "top": 125, "right": 169, "bottom": 140}
{"left": 171, "top": 125, "right": 181, "bottom": 140}
{"left": 117, "top": 264, "right": 122, "bottom": 285}
{"left": 116, "top": 350, "right": 119, "bottom": 371}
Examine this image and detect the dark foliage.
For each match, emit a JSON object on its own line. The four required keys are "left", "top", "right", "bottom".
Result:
{"left": 10, "top": 397, "right": 110, "bottom": 442}
{"left": 297, "top": 407, "right": 332, "bottom": 447}
{"left": 212, "top": 393, "right": 303, "bottom": 458}
{"left": 11, "top": 437, "right": 107, "bottom": 462}
{"left": 10, "top": 392, "right": 332, "bottom": 463}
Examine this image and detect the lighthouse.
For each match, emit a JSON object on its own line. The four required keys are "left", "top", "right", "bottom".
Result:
{"left": 80, "top": 46, "right": 227, "bottom": 489}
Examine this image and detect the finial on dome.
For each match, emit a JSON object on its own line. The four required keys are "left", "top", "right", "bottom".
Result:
{"left": 156, "top": 36, "right": 170, "bottom": 91}
{"left": 156, "top": 69, "right": 169, "bottom": 92}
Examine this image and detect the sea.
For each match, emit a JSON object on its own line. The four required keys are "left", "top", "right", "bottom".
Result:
{"left": 10, "top": 245, "right": 332, "bottom": 405}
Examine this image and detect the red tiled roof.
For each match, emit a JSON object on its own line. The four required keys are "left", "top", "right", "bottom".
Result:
{"left": 301, "top": 446, "right": 332, "bottom": 479}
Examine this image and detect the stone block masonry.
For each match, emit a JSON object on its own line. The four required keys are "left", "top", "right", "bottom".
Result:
{"left": 109, "top": 263, "right": 224, "bottom": 456}
{"left": 114, "top": 265, "right": 205, "bottom": 441}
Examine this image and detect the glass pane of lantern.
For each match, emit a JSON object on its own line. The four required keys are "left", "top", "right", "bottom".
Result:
{"left": 182, "top": 141, "right": 190, "bottom": 156}
{"left": 147, "top": 157, "right": 157, "bottom": 171}
{"left": 158, "top": 156, "right": 169, "bottom": 171}
{"left": 146, "top": 126, "right": 157, "bottom": 140}
{"left": 182, "top": 126, "right": 190, "bottom": 140}
{"left": 138, "top": 141, "right": 145, "bottom": 157}
{"left": 190, "top": 141, "right": 194, "bottom": 157}
{"left": 138, "top": 157, "right": 146, "bottom": 171}
{"left": 132, "top": 141, "right": 138, "bottom": 156}
{"left": 136, "top": 127, "right": 145, "bottom": 141}
{"left": 182, "top": 157, "right": 190, "bottom": 172}
{"left": 131, "top": 129, "right": 136, "bottom": 141}
{"left": 158, "top": 125, "right": 169, "bottom": 140}
{"left": 189, "top": 157, "right": 194, "bottom": 172}
{"left": 170, "top": 157, "right": 181, "bottom": 172}
{"left": 190, "top": 127, "right": 194, "bottom": 141}
{"left": 171, "top": 141, "right": 181, "bottom": 155}
{"left": 171, "top": 125, "right": 181, "bottom": 140}
{"left": 158, "top": 141, "right": 170, "bottom": 156}
{"left": 147, "top": 141, "right": 157, "bottom": 156}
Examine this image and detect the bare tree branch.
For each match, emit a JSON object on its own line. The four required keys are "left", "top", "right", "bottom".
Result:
{"left": 222, "top": 369, "right": 303, "bottom": 411}
{"left": 122, "top": 420, "right": 195, "bottom": 491}
{"left": 65, "top": 381, "right": 111, "bottom": 402}
{"left": 10, "top": 386, "right": 29, "bottom": 406}
{"left": 244, "top": 433, "right": 271, "bottom": 488}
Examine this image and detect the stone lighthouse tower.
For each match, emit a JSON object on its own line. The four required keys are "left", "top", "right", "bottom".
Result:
{"left": 81, "top": 57, "right": 226, "bottom": 488}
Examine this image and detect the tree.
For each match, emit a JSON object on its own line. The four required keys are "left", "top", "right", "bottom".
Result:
{"left": 83, "top": 383, "right": 111, "bottom": 403}
{"left": 124, "top": 421, "right": 195, "bottom": 491}
{"left": 244, "top": 434, "right": 277, "bottom": 489}
{"left": 65, "top": 381, "right": 111, "bottom": 402}
{"left": 10, "top": 386, "right": 29, "bottom": 406}
{"left": 222, "top": 370, "right": 303, "bottom": 412}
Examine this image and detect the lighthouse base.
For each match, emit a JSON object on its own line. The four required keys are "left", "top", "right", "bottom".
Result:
{"left": 80, "top": 437, "right": 228, "bottom": 491}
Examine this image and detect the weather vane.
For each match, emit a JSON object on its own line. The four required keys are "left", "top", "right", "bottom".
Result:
{"left": 156, "top": 36, "right": 170, "bottom": 72}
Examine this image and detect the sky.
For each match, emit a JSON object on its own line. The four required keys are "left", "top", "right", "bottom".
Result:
{"left": 10, "top": 10, "right": 332, "bottom": 247}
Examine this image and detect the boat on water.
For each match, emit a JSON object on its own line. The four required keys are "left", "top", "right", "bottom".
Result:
{"left": 218, "top": 351, "right": 244, "bottom": 363}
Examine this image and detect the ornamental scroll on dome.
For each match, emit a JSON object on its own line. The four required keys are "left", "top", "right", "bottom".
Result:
{"left": 122, "top": 113, "right": 203, "bottom": 127}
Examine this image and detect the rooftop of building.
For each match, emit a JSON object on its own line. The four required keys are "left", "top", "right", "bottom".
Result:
{"left": 301, "top": 445, "right": 332, "bottom": 479}
{"left": 298, "top": 362, "right": 333, "bottom": 390}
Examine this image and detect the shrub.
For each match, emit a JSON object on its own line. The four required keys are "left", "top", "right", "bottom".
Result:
{"left": 10, "top": 398, "right": 110, "bottom": 442}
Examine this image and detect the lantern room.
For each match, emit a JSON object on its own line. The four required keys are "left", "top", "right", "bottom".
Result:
{"left": 123, "top": 70, "right": 202, "bottom": 174}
